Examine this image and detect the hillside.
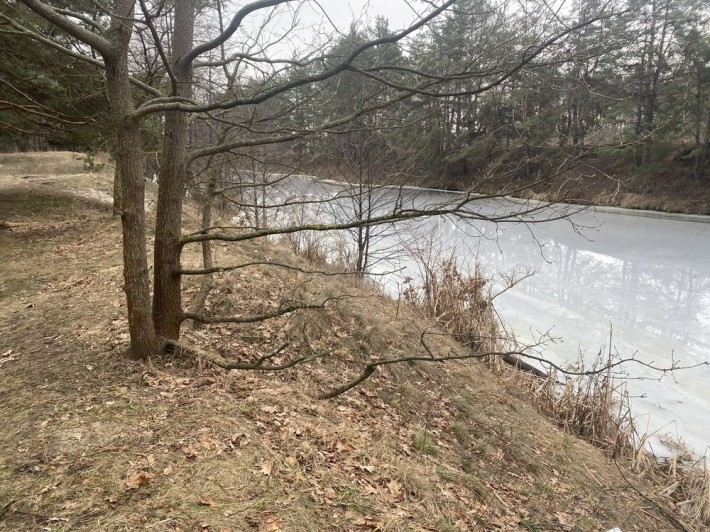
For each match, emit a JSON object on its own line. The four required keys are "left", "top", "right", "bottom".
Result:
{"left": 0, "top": 152, "right": 696, "bottom": 531}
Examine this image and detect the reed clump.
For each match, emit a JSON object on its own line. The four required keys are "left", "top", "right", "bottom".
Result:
{"left": 402, "top": 257, "right": 498, "bottom": 353}
{"left": 517, "top": 350, "right": 710, "bottom": 526}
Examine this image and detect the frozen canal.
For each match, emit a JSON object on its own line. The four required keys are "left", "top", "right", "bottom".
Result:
{"left": 408, "top": 200, "right": 710, "bottom": 456}
{"left": 274, "top": 178, "right": 710, "bottom": 455}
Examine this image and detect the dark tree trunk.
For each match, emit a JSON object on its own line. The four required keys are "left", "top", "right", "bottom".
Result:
{"left": 113, "top": 157, "right": 123, "bottom": 215}
{"left": 105, "top": 0, "right": 160, "bottom": 359}
{"left": 152, "top": 0, "right": 195, "bottom": 340}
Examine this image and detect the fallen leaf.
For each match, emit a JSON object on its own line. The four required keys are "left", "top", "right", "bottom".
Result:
{"left": 39, "top": 479, "right": 61, "bottom": 494}
{"left": 259, "top": 515, "right": 284, "bottom": 532}
{"left": 182, "top": 446, "right": 198, "bottom": 460}
{"left": 387, "top": 479, "right": 403, "bottom": 501}
{"left": 260, "top": 461, "right": 273, "bottom": 476}
{"left": 198, "top": 496, "right": 217, "bottom": 506}
{"left": 125, "top": 471, "right": 152, "bottom": 490}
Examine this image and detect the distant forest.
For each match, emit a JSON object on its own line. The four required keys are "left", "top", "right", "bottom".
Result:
{"left": 2, "top": 0, "right": 709, "bottom": 186}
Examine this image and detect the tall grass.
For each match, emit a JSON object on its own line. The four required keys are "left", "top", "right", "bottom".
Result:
{"left": 402, "top": 257, "right": 498, "bottom": 353}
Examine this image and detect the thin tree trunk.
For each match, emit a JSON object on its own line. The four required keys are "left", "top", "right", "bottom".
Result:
{"left": 187, "top": 177, "right": 216, "bottom": 325}
{"left": 697, "top": 108, "right": 710, "bottom": 181}
{"left": 113, "top": 156, "right": 123, "bottom": 215}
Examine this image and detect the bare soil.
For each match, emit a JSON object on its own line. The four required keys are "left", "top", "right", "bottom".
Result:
{"left": 0, "top": 152, "right": 696, "bottom": 531}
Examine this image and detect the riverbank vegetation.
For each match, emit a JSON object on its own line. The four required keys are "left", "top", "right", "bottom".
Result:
{"left": 402, "top": 238, "right": 710, "bottom": 528}
{"left": 1, "top": 152, "right": 707, "bottom": 530}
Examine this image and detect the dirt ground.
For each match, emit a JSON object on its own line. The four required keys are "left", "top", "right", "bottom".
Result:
{"left": 0, "top": 152, "right": 698, "bottom": 531}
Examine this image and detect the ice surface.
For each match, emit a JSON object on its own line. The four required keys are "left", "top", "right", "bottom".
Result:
{"left": 277, "top": 178, "right": 710, "bottom": 455}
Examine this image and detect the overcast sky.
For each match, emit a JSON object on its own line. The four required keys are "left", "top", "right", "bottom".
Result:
{"left": 313, "top": 0, "right": 427, "bottom": 31}
{"left": 304, "top": 0, "right": 444, "bottom": 32}
{"left": 233, "top": 1, "right": 448, "bottom": 58}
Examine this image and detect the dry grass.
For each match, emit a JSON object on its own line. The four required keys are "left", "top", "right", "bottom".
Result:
{"left": 0, "top": 152, "right": 698, "bottom": 531}
{"left": 402, "top": 256, "right": 498, "bottom": 354}
{"left": 511, "top": 352, "right": 710, "bottom": 528}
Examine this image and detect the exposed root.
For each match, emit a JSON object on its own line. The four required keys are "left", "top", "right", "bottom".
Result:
{"left": 163, "top": 339, "right": 307, "bottom": 371}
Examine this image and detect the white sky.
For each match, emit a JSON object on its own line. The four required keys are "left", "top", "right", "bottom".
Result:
{"left": 313, "top": 0, "right": 429, "bottom": 31}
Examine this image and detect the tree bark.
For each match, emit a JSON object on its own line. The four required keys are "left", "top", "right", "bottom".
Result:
{"left": 152, "top": 0, "right": 195, "bottom": 340}
{"left": 113, "top": 156, "right": 123, "bottom": 215}
{"left": 105, "top": 0, "right": 160, "bottom": 358}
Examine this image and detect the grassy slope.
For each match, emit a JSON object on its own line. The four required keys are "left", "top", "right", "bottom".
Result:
{"left": 0, "top": 152, "right": 691, "bottom": 531}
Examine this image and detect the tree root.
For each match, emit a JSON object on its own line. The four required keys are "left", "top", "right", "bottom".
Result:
{"left": 164, "top": 339, "right": 305, "bottom": 371}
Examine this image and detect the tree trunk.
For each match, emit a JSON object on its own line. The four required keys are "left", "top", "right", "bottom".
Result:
{"left": 113, "top": 156, "right": 123, "bottom": 215}
{"left": 187, "top": 176, "right": 216, "bottom": 324}
{"left": 152, "top": 0, "right": 195, "bottom": 340}
{"left": 152, "top": 107, "right": 188, "bottom": 339}
{"left": 105, "top": 0, "right": 160, "bottom": 359}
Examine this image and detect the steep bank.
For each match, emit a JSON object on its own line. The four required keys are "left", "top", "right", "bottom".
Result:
{"left": 457, "top": 153, "right": 710, "bottom": 216}
{"left": 0, "top": 152, "right": 696, "bottom": 531}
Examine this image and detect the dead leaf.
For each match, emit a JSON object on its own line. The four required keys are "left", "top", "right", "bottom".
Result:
{"left": 259, "top": 515, "right": 284, "bottom": 532}
{"left": 39, "top": 479, "right": 61, "bottom": 494}
{"left": 260, "top": 461, "right": 273, "bottom": 476}
{"left": 125, "top": 471, "right": 152, "bottom": 490}
{"left": 198, "top": 496, "right": 217, "bottom": 506}
{"left": 182, "top": 446, "right": 198, "bottom": 460}
{"left": 387, "top": 479, "right": 403, "bottom": 501}
{"left": 62, "top": 500, "right": 81, "bottom": 510}
{"left": 284, "top": 456, "right": 298, "bottom": 468}
{"left": 556, "top": 511, "right": 573, "bottom": 526}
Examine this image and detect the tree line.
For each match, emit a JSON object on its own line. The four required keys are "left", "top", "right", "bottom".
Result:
{"left": 3, "top": 1, "right": 709, "bottom": 180}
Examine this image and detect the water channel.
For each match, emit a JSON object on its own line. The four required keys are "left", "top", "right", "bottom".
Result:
{"left": 268, "top": 176, "right": 710, "bottom": 455}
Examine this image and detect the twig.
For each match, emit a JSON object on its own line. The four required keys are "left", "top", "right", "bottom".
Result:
{"left": 612, "top": 458, "right": 696, "bottom": 532}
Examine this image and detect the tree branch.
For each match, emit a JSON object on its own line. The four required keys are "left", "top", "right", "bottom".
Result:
{"left": 182, "top": 296, "right": 345, "bottom": 324}
{"left": 165, "top": 339, "right": 310, "bottom": 371}
{"left": 18, "top": 0, "right": 113, "bottom": 58}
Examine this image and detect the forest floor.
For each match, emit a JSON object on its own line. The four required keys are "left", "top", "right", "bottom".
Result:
{"left": 0, "top": 152, "right": 699, "bottom": 531}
